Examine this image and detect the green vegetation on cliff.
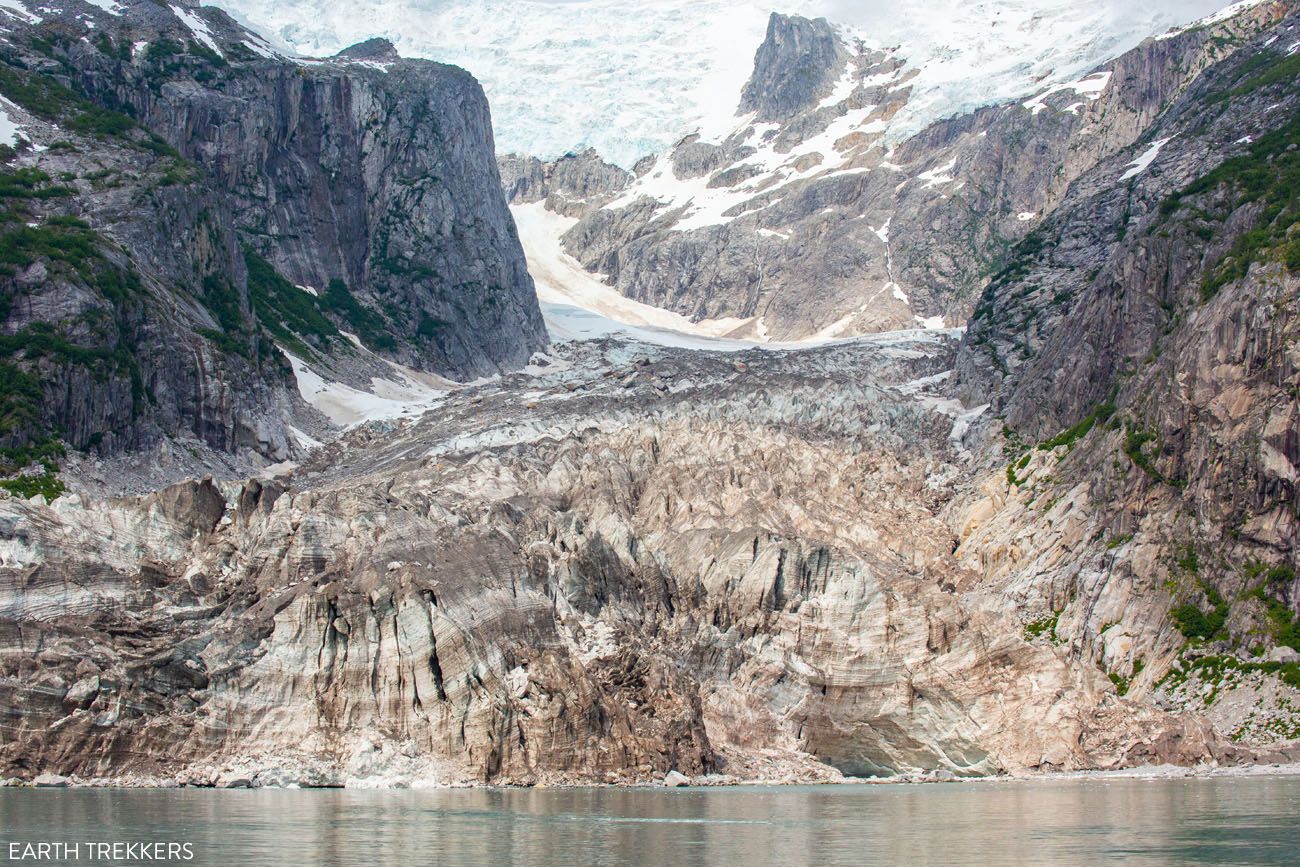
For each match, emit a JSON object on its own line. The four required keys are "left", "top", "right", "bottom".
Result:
{"left": 1162, "top": 115, "right": 1300, "bottom": 298}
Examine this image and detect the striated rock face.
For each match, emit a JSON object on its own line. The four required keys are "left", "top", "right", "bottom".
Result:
{"left": 0, "top": 0, "right": 545, "bottom": 490}
{"left": 533, "top": 2, "right": 1292, "bottom": 341}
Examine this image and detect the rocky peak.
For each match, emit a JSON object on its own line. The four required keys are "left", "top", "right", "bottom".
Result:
{"left": 333, "top": 37, "right": 401, "bottom": 63}
{"left": 498, "top": 149, "right": 632, "bottom": 217}
{"left": 738, "top": 13, "right": 847, "bottom": 122}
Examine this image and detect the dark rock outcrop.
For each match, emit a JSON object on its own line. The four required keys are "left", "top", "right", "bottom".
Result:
{"left": 0, "top": 0, "right": 546, "bottom": 486}
{"left": 738, "top": 13, "right": 847, "bottom": 122}
{"left": 499, "top": 148, "right": 631, "bottom": 217}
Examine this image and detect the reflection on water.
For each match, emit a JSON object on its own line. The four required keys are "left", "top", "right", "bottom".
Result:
{"left": 2, "top": 776, "right": 1299, "bottom": 866}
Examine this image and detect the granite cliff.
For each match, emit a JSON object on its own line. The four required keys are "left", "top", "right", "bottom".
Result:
{"left": 0, "top": 0, "right": 544, "bottom": 496}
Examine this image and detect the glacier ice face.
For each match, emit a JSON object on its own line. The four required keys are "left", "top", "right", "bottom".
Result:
{"left": 210, "top": 0, "right": 1238, "bottom": 167}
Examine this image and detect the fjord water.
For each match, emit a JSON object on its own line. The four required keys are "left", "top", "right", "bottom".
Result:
{"left": 2, "top": 777, "right": 1299, "bottom": 866}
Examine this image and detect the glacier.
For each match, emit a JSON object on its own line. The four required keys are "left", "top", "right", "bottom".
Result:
{"left": 211, "top": 0, "right": 1244, "bottom": 167}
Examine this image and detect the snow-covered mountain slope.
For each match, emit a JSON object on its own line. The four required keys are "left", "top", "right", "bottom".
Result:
{"left": 211, "top": 0, "right": 1233, "bottom": 168}
{"left": 527, "top": 1, "right": 1291, "bottom": 343}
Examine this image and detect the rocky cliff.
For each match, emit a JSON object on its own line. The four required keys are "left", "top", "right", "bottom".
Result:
{"left": 0, "top": 0, "right": 545, "bottom": 497}
{"left": 948, "top": 2, "right": 1300, "bottom": 743}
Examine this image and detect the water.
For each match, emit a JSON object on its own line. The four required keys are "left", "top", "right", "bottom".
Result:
{"left": 2, "top": 776, "right": 1299, "bottom": 866}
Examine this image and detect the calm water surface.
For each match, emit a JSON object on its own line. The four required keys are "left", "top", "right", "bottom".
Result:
{"left": 2, "top": 776, "right": 1299, "bottom": 866}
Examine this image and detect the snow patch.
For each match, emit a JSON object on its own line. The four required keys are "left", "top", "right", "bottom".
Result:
{"left": 171, "top": 5, "right": 224, "bottom": 57}
{"left": 240, "top": 37, "right": 280, "bottom": 58}
{"left": 816, "top": 60, "right": 859, "bottom": 110}
{"left": 1017, "top": 212, "right": 1037, "bottom": 222}
{"left": 1022, "top": 71, "right": 1111, "bottom": 115}
{"left": 282, "top": 350, "right": 449, "bottom": 427}
{"left": 81, "top": 0, "right": 123, "bottom": 14}
{"left": 1120, "top": 137, "right": 1172, "bottom": 181}
{"left": 0, "top": 0, "right": 39, "bottom": 23}
{"left": 287, "top": 425, "right": 323, "bottom": 451}
{"left": 0, "top": 97, "right": 29, "bottom": 148}
{"left": 872, "top": 217, "right": 891, "bottom": 244}
{"left": 917, "top": 157, "right": 958, "bottom": 188}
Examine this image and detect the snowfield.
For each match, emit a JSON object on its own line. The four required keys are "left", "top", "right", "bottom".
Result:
{"left": 1120, "top": 137, "right": 1174, "bottom": 181}
{"left": 211, "top": 0, "right": 1231, "bottom": 169}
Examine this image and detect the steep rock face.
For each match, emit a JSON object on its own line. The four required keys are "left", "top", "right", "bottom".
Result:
{"left": 498, "top": 148, "right": 631, "bottom": 217}
{"left": 949, "top": 7, "right": 1300, "bottom": 742}
{"left": 542, "top": 2, "right": 1290, "bottom": 341}
{"left": 67, "top": 9, "right": 546, "bottom": 379}
{"left": 738, "top": 13, "right": 847, "bottom": 122}
{"left": 0, "top": 0, "right": 545, "bottom": 493}
{"left": 0, "top": 37, "right": 298, "bottom": 472}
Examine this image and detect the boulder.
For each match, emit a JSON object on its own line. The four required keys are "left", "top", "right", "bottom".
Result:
{"left": 33, "top": 774, "right": 70, "bottom": 788}
{"left": 62, "top": 676, "right": 100, "bottom": 710}
{"left": 1268, "top": 646, "right": 1300, "bottom": 664}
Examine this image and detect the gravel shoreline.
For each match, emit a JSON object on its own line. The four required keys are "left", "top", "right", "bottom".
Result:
{"left": 7, "top": 760, "right": 1300, "bottom": 791}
